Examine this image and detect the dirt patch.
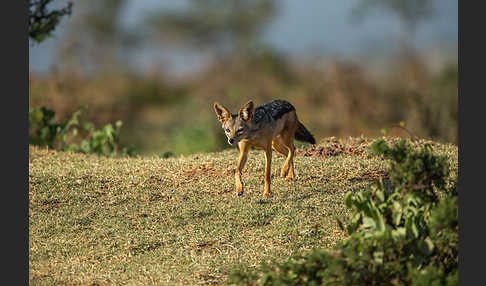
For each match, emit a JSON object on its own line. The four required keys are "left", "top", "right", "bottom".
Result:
{"left": 217, "top": 188, "right": 233, "bottom": 195}
{"left": 146, "top": 175, "right": 170, "bottom": 185}
{"left": 38, "top": 198, "right": 62, "bottom": 213}
{"left": 349, "top": 169, "right": 389, "bottom": 183}
{"left": 183, "top": 164, "right": 226, "bottom": 179}
{"left": 296, "top": 137, "right": 374, "bottom": 158}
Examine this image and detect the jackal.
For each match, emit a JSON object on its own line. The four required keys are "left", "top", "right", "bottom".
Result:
{"left": 213, "top": 99, "right": 315, "bottom": 198}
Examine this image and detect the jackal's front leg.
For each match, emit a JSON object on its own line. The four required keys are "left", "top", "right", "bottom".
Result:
{"left": 235, "top": 142, "right": 249, "bottom": 195}
{"left": 263, "top": 145, "right": 272, "bottom": 198}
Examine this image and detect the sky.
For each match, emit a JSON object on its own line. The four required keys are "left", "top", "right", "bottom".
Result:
{"left": 29, "top": 0, "right": 457, "bottom": 76}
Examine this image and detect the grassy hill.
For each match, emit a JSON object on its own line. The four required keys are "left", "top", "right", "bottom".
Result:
{"left": 29, "top": 137, "right": 457, "bottom": 285}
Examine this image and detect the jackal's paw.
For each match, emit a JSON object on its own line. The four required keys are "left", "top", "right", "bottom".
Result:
{"left": 236, "top": 188, "right": 244, "bottom": 196}
{"left": 285, "top": 175, "right": 294, "bottom": 181}
{"left": 280, "top": 169, "right": 288, "bottom": 178}
{"left": 262, "top": 192, "right": 271, "bottom": 198}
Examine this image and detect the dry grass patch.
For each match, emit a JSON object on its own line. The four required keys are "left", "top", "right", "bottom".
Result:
{"left": 29, "top": 137, "right": 457, "bottom": 285}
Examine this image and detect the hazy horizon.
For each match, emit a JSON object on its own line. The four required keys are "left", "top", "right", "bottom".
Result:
{"left": 29, "top": 0, "right": 457, "bottom": 76}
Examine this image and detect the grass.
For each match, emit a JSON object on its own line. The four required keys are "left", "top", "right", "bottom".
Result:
{"left": 29, "top": 137, "right": 457, "bottom": 285}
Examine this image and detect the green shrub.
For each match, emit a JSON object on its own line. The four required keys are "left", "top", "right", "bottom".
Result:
{"left": 29, "top": 106, "right": 82, "bottom": 149}
{"left": 229, "top": 138, "right": 457, "bottom": 285}
{"left": 29, "top": 106, "right": 136, "bottom": 156}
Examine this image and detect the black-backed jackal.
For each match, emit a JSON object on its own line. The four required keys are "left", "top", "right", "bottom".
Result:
{"left": 213, "top": 99, "right": 315, "bottom": 198}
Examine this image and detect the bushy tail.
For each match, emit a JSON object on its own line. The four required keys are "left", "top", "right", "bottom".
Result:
{"left": 295, "top": 121, "right": 316, "bottom": 144}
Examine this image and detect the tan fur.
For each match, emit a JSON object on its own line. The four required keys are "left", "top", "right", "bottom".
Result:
{"left": 213, "top": 100, "right": 302, "bottom": 198}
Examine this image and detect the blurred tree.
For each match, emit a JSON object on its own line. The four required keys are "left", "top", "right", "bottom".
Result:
{"left": 29, "top": 0, "right": 73, "bottom": 44}
{"left": 56, "top": 0, "right": 130, "bottom": 72}
{"left": 145, "top": 0, "right": 276, "bottom": 56}
{"left": 352, "top": 0, "right": 435, "bottom": 42}
{"left": 351, "top": 0, "right": 437, "bottom": 91}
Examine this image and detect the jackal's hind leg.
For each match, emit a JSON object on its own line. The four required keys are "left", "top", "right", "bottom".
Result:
{"left": 281, "top": 132, "right": 296, "bottom": 181}
{"left": 272, "top": 138, "right": 290, "bottom": 177}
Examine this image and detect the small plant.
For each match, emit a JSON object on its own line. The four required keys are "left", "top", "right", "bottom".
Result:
{"left": 229, "top": 138, "right": 458, "bottom": 285}
{"left": 29, "top": 106, "right": 81, "bottom": 149}
{"left": 29, "top": 106, "right": 136, "bottom": 156}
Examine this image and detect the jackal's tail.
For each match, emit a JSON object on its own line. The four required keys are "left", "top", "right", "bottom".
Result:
{"left": 295, "top": 121, "right": 316, "bottom": 144}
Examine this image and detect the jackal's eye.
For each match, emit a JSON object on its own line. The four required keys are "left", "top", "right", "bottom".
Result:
{"left": 237, "top": 128, "right": 244, "bottom": 134}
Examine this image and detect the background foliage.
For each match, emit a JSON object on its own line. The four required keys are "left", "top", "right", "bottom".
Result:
{"left": 29, "top": 0, "right": 457, "bottom": 156}
{"left": 29, "top": 56, "right": 457, "bottom": 156}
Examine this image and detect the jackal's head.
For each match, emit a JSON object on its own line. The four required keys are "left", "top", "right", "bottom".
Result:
{"left": 213, "top": 100, "right": 254, "bottom": 146}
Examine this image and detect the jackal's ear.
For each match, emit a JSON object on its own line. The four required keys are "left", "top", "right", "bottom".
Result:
{"left": 238, "top": 100, "right": 254, "bottom": 122}
{"left": 213, "top": 102, "right": 231, "bottom": 124}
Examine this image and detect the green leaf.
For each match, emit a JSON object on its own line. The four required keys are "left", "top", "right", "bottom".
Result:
{"left": 350, "top": 213, "right": 361, "bottom": 226}
{"left": 345, "top": 192, "right": 353, "bottom": 208}
{"left": 40, "top": 126, "right": 50, "bottom": 140}
{"left": 375, "top": 189, "right": 384, "bottom": 202}
{"left": 287, "top": 271, "right": 297, "bottom": 280}
{"left": 40, "top": 107, "right": 55, "bottom": 122}
{"left": 373, "top": 251, "right": 384, "bottom": 265}
{"left": 392, "top": 201, "right": 402, "bottom": 226}
{"left": 392, "top": 201, "right": 402, "bottom": 212}
{"left": 65, "top": 109, "right": 81, "bottom": 128}
{"left": 369, "top": 205, "right": 385, "bottom": 231}
{"left": 103, "top": 124, "right": 115, "bottom": 140}
{"left": 80, "top": 140, "right": 91, "bottom": 153}
{"left": 29, "top": 107, "right": 44, "bottom": 124}
{"left": 362, "top": 217, "right": 376, "bottom": 229}
{"left": 83, "top": 122, "right": 94, "bottom": 131}
{"left": 391, "top": 227, "right": 406, "bottom": 241}
{"left": 392, "top": 211, "right": 402, "bottom": 227}
{"left": 406, "top": 217, "right": 419, "bottom": 239}
{"left": 104, "top": 124, "right": 114, "bottom": 133}
{"left": 418, "top": 236, "right": 435, "bottom": 256}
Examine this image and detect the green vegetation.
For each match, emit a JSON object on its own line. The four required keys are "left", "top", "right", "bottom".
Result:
{"left": 29, "top": 106, "right": 136, "bottom": 156}
{"left": 29, "top": 137, "right": 457, "bottom": 285}
{"left": 229, "top": 138, "right": 457, "bottom": 285}
{"left": 29, "top": 0, "right": 73, "bottom": 43}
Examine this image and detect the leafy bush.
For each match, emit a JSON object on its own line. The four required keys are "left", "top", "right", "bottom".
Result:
{"left": 29, "top": 106, "right": 136, "bottom": 156}
{"left": 229, "top": 138, "right": 457, "bottom": 285}
{"left": 29, "top": 106, "right": 80, "bottom": 149}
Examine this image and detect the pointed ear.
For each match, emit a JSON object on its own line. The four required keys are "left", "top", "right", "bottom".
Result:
{"left": 238, "top": 100, "right": 254, "bottom": 122}
{"left": 213, "top": 102, "right": 231, "bottom": 124}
